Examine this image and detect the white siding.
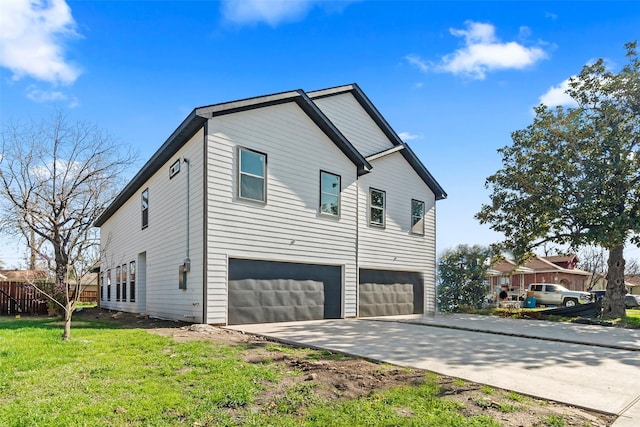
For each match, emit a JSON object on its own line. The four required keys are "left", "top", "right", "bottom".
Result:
{"left": 205, "top": 102, "right": 359, "bottom": 324}
{"left": 357, "top": 152, "right": 437, "bottom": 314}
{"left": 312, "top": 93, "right": 394, "bottom": 157}
{"left": 100, "top": 129, "right": 205, "bottom": 322}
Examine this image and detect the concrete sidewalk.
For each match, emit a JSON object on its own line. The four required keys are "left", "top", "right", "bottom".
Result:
{"left": 228, "top": 315, "right": 640, "bottom": 427}
{"left": 371, "top": 312, "right": 640, "bottom": 351}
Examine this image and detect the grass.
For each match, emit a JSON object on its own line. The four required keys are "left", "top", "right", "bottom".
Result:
{"left": 490, "top": 306, "right": 640, "bottom": 329}
{"left": 0, "top": 316, "right": 506, "bottom": 427}
{"left": 621, "top": 308, "right": 640, "bottom": 328}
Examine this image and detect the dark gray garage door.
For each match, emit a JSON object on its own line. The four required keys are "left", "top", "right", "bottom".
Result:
{"left": 228, "top": 259, "right": 342, "bottom": 325}
{"left": 359, "top": 269, "right": 424, "bottom": 317}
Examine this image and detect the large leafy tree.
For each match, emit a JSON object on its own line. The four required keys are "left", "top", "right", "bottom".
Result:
{"left": 438, "top": 244, "right": 494, "bottom": 312}
{"left": 0, "top": 112, "right": 135, "bottom": 339}
{"left": 476, "top": 42, "right": 640, "bottom": 319}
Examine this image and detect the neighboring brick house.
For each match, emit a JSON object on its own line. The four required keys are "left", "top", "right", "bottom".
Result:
{"left": 626, "top": 275, "right": 640, "bottom": 295}
{"left": 95, "top": 84, "right": 447, "bottom": 325}
{"left": 488, "top": 255, "right": 592, "bottom": 296}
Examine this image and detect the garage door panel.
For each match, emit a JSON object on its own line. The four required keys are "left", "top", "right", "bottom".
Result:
{"left": 359, "top": 270, "right": 424, "bottom": 317}
{"left": 228, "top": 259, "right": 341, "bottom": 325}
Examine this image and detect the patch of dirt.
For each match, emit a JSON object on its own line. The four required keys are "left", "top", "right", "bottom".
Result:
{"left": 74, "top": 307, "right": 616, "bottom": 426}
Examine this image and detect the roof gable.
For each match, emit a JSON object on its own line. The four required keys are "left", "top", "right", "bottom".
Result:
{"left": 95, "top": 89, "right": 371, "bottom": 227}
{"left": 308, "top": 84, "right": 447, "bottom": 200}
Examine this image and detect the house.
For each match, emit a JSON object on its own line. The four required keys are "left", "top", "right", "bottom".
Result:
{"left": 94, "top": 84, "right": 446, "bottom": 325}
{"left": 488, "top": 254, "right": 592, "bottom": 297}
{"left": 625, "top": 275, "right": 640, "bottom": 295}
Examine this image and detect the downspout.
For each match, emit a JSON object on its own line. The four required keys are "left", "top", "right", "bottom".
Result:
{"left": 202, "top": 122, "right": 208, "bottom": 324}
{"left": 355, "top": 179, "right": 359, "bottom": 318}
{"left": 184, "top": 157, "right": 190, "bottom": 263}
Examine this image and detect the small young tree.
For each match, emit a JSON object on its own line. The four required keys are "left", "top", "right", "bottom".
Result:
{"left": 437, "top": 244, "right": 495, "bottom": 312}
{"left": 0, "top": 111, "right": 135, "bottom": 340}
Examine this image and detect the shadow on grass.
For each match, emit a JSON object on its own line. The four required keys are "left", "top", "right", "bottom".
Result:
{"left": 0, "top": 307, "right": 190, "bottom": 332}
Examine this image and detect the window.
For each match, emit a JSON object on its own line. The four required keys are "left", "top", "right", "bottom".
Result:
{"left": 129, "top": 261, "right": 136, "bottom": 302}
{"left": 121, "top": 264, "right": 127, "bottom": 301}
{"left": 238, "top": 148, "right": 266, "bottom": 202}
{"left": 369, "top": 188, "right": 385, "bottom": 227}
{"left": 107, "top": 270, "right": 111, "bottom": 301}
{"left": 100, "top": 273, "right": 104, "bottom": 300}
{"left": 141, "top": 189, "right": 149, "bottom": 229}
{"left": 115, "top": 266, "right": 121, "bottom": 301}
{"left": 411, "top": 199, "right": 425, "bottom": 235}
{"left": 319, "top": 171, "right": 341, "bottom": 216}
{"left": 169, "top": 159, "right": 180, "bottom": 179}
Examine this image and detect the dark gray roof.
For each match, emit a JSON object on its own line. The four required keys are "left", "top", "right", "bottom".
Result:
{"left": 308, "top": 83, "right": 447, "bottom": 200}
{"left": 95, "top": 89, "right": 371, "bottom": 227}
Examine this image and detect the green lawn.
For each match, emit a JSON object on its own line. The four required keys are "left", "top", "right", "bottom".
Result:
{"left": 623, "top": 308, "right": 640, "bottom": 328}
{"left": 0, "top": 317, "right": 498, "bottom": 427}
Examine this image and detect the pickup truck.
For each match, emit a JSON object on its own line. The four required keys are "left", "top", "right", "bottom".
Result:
{"left": 528, "top": 283, "right": 592, "bottom": 307}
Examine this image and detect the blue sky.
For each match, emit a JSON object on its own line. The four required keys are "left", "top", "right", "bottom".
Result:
{"left": 1, "top": 0, "right": 639, "bottom": 267}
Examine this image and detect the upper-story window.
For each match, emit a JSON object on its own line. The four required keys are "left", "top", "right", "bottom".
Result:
{"left": 369, "top": 188, "right": 385, "bottom": 227}
{"left": 141, "top": 188, "right": 149, "bottom": 229}
{"left": 411, "top": 199, "right": 425, "bottom": 235}
{"left": 319, "top": 171, "right": 341, "bottom": 217}
{"left": 238, "top": 148, "right": 266, "bottom": 202}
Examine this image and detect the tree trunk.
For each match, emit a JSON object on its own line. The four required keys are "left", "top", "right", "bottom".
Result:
{"left": 602, "top": 244, "right": 626, "bottom": 319}
{"left": 62, "top": 303, "right": 72, "bottom": 340}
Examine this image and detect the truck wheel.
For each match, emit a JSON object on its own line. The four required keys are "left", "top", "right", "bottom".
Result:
{"left": 563, "top": 298, "right": 578, "bottom": 307}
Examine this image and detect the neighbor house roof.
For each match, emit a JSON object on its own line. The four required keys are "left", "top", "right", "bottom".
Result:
{"left": 0, "top": 269, "right": 49, "bottom": 281}
{"left": 95, "top": 87, "right": 374, "bottom": 227}
{"left": 626, "top": 275, "right": 640, "bottom": 288}
{"left": 308, "top": 83, "right": 447, "bottom": 200}
{"left": 492, "top": 256, "right": 591, "bottom": 277}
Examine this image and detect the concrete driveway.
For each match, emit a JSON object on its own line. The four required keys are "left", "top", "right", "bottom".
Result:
{"left": 229, "top": 316, "right": 640, "bottom": 426}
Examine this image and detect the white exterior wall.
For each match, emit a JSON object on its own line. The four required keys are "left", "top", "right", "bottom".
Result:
{"left": 205, "top": 102, "right": 359, "bottom": 324}
{"left": 312, "top": 93, "right": 393, "bottom": 156}
{"left": 100, "top": 129, "right": 205, "bottom": 322}
{"left": 357, "top": 152, "right": 437, "bottom": 314}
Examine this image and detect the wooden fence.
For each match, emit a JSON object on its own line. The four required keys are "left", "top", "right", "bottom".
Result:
{"left": 1, "top": 281, "right": 98, "bottom": 315}
{"left": 0, "top": 282, "right": 49, "bottom": 315}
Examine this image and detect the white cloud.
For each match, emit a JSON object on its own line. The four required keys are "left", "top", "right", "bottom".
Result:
{"left": 539, "top": 78, "right": 577, "bottom": 107}
{"left": 0, "top": 0, "right": 80, "bottom": 85}
{"left": 409, "top": 21, "right": 547, "bottom": 79}
{"left": 398, "top": 132, "right": 420, "bottom": 142}
{"left": 221, "top": 0, "right": 359, "bottom": 26}
{"left": 405, "top": 54, "right": 429, "bottom": 72}
{"left": 221, "top": 0, "right": 340, "bottom": 26}
{"left": 26, "top": 85, "right": 78, "bottom": 107}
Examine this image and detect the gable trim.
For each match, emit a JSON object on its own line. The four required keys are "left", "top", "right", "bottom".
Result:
{"left": 308, "top": 84, "right": 447, "bottom": 200}
{"left": 366, "top": 144, "right": 405, "bottom": 162}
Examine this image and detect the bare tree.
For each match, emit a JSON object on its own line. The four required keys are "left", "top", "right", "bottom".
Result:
{"left": 0, "top": 111, "right": 135, "bottom": 340}
{"left": 626, "top": 258, "right": 640, "bottom": 276}
{"left": 576, "top": 246, "right": 608, "bottom": 291}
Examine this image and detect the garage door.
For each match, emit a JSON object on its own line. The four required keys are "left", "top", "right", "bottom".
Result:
{"left": 228, "top": 259, "right": 342, "bottom": 325}
{"left": 359, "top": 269, "right": 424, "bottom": 317}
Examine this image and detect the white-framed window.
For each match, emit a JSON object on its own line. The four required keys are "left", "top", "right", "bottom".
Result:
{"left": 319, "top": 170, "right": 341, "bottom": 217}
{"left": 141, "top": 188, "right": 149, "bottom": 229}
{"left": 107, "top": 270, "right": 111, "bottom": 301}
{"left": 169, "top": 159, "right": 180, "bottom": 179}
{"left": 369, "top": 188, "right": 385, "bottom": 227}
{"left": 411, "top": 199, "right": 425, "bottom": 235}
{"left": 129, "top": 261, "right": 136, "bottom": 302}
{"left": 115, "top": 266, "right": 121, "bottom": 301}
{"left": 238, "top": 147, "right": 266, "bottom": 202}
{"left": 121, "top": 264, "right": 127, "bottom": 301}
